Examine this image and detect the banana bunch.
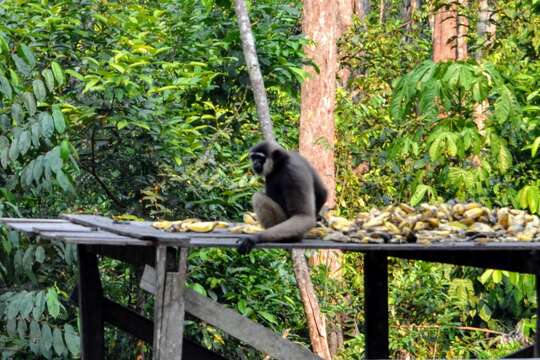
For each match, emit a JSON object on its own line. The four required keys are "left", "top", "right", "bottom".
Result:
{"left": 152, "top": 218, "right": 229, "bottom": 233}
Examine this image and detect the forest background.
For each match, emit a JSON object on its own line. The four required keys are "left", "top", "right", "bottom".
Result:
{"left": 1, "top": 0, "right": 540, "bottom": 358}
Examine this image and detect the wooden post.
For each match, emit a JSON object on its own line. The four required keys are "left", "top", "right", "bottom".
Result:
{"left": 153, "top": 246, "right": 188, "bottom": 359}
{"left": 77, "top": 245, "right": 105, "bottom": 360}
{"left": 536, "top": 272, "right": 540, "bottom": 357}
{"left": 364, "top": 253, "right": 389, "bottom": 359}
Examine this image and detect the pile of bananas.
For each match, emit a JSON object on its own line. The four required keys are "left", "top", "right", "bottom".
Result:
{"left": 152, "top": 202, "right": 540, "bottom": 244}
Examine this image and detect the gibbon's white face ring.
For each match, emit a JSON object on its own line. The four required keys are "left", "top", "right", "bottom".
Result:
{"left": 262, "top": 157, "right": 274, "bottom": 176}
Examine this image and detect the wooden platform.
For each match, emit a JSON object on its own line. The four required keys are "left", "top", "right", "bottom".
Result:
{"left": 1, "top": 215, "right": 539, "bottom": 359}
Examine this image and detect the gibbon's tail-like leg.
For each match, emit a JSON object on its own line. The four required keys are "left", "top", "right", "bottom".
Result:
{"left": 252, "top": 192, "right": 287, "bottom": 229}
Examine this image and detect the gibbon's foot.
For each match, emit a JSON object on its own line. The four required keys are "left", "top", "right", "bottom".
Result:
{"left": 237, "top": 236, "right": 258, "bottom": 255}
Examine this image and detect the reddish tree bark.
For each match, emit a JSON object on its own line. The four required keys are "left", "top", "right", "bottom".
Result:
{"left": 300, "top": 0, "right": 337, "bottom": 208}
{"left": 432, "top": 0, "right": 468, "bottom": 62}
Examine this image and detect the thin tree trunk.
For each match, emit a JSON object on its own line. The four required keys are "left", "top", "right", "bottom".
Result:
{"left": 473, "top": 0, "right": 496, "bottom": 133}
{"left": 379, "top": 0, "right": 386, "bottom": 23}
{"left": 233, "top": 0, "right": 274, "bottom": 141}
{"left": 233, "top": 2, "right": 330, "bottom": 358}
{"left": 292, "top": 250, "right": 332, "bottom": 360}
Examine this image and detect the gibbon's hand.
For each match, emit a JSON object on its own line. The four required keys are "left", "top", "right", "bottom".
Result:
{"left": 237, "top": 236, "right": 259, "bottom": 255}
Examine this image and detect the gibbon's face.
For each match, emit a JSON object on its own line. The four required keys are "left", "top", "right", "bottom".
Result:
{"left": 250, "top": 152, "right": 266, "bottom": 175}
{"left": 250, "top": 151, "right": 274, "bottom": 176}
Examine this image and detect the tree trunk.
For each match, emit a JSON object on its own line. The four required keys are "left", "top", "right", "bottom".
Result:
{"left": 233, "top": 2, "right": 331, "bottom": 358}
{"left": 292, "top": 250, "right": 332, "bottom": 359}
{"left": 233, "top": 0, "right": 274, "bottom": 141}
{"left": 473, "top": 0, "right": 496, "bottom": 133}
{"left": 432, "top": 0, "right": 468, "bottom": 62}
{"left": 301, "top": 0, "right": 347, "bottom": 358}
{"left": 300, "top": 0, "right": 337, "bottom": 208}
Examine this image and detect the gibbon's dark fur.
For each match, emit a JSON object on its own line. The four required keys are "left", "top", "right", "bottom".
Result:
{"left": 238, "top": 141, "right": 328, "bottom": 254}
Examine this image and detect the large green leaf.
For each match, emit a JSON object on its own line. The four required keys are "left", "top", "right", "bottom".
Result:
{"left": 12, "top": 53, "right": 31, "bottom": 76}
{"left": 53, "top": 327, "right": 67, "bottom": 356}
{"left": 40, "top": 323, "right": 53, "bottom": 353}
{"left": 52, "top": 105, "right": 66, "bottom": 133}
{"left": 39, "top": 112, "right": 55, "bottom": 138}
{"left": 32, "top": 79, "right": 47, "bottom": 101}
{"left": 0, "top": 74, "right": 13, "bottom": 99}
{"left": 18, "top": 130, "right": 31, "bottom": 155}
{"left": 51, "top": 61, "right": 65, "bottom": 86}
{"left": 20, "top": 44, "right": 36, "bottom": 67}
{"left": 11, "top": 103, "right": 24, "bottom": 123}
{"left": 29, "top": 320, "right": 41, "bottom": 353}
{"left": 46, "top": 288, "right": 60, "bottom": 318}
{"left": 64, "top": 324, "right": 80, "bottom": 356}
{"left": 22, "top": 91, "right": 37, "bottom": 116}
{"left": 42, "top": 69, "right": 55, "bottom": 92}
{"left": 32, "top": 291, "right": 46, "bottom": 319}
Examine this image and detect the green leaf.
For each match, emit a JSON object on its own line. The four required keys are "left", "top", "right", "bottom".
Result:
{"left": 46, "top": 147, "right": 62, "bottom": 173}
{"left": 46, "top": 288, "right": 60, "bottom": 318}
{"left": 6, "top": 318, "right": 16, "bottom": 337}
{"left": 446, "top": 134, "right": 458, "bottom": 157}
{"left": 411, "top": 184, "right": 429, "bottom": 206}
{"left": 531, "top": 137, "right": 540, "bottom": 157}
{"left": 429, "top": 137, "right": 443, "bottom": 161}
{"left": 52, "top": 105, "right": 66, "bottom": 133}
{"left": 35, "top": 246, "right": 45, "bottom": 263}
{"left": 497, "top": 143, "right": 512, "bottom": 174}
{"left": 17, "top": 318, "right": 28, "bottom": 339}
{"left": 479, "top": 304, "right": 492, "bottom": 322}
{"left": 0, "top": 34, "right": 10, "bottom": 54}
{"left": 21, "top": 44, "right": 36, "bottom": 67}
{"left": 20, "top": 291, "right": 34, "bottom": 318}
{"left": 11, "top": 103, "right": 24, "bottom": 123}
{"left": 6, "top": 296, "right": 21, "bottom": 319}
{"left": 191, "top": 283, "right": 207, "bottom": 296}
{"left": 64, "top": 324, "right": 80, "bottom": 356}
{"left": 56, "top": 169, "right": 73, "bottom": 192}
{"left": 42, "top": 69, "right": 55, "bottom": 92}
{"left": 8, "top": 136, "right": 18, "bottom": 161}
{"left": 29, "top": 320, "right": 41, "bottom": 353}
{"left": 527, "top": 186, "right": 540, "bottom": 214}
{"left": 32, "top": 79, "right": 47, "bottom": 101}
{"left": 30, "top": 120, "right": 41, "bottom": 147}
{"left": 39, "top": 112, "right": 55, "bottom": 138}
{"left": 32, "top": 291, "right": 46, "bottom": 319}
{"left": 53, "top": 327, "right": 67, "bottom": 356}
{"left": 51, "top": 61, "right": 65, "bottom": 86}
{"left": 22, "top": 91, "right": 37, "bottom": 116}
{"left": 0, "top": 136, "right": 9, "bottom": 168}
{"left": 22, "top": 246, "right": 35, "bottom": 272}
{"left": 259, "top": 310, "right": 278, "bottom": 325}
{"left": 40, "top": 323, "right": 53, "bottom": 353}
{"left": 18, "top": 130, "right": 31, "bottom": 155}
{"left": 12, "top": 53, "right": 31, "bottom": 76}
{"left": 0, "top": 75, "right": 13, "bottom": 99}
{"left": 60, "top": 140, "right": 70, "bottom": 160}
{"left": 32, "top": 156, "right": 44, "bottom": 183}
{"left": 479, "top": 269, "right": 493, "bottom": 284}
{"left": 9, "top": 68, "right": 21, "bottom": 89}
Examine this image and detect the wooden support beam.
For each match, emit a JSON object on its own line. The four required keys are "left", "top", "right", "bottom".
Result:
{"left": 141, "top": 266, "right": 319, "bottom": 359}
{"left": 364, "top": 253, "right": 389, "bottom": 359}
{"left": 86, "top": 245, "right": 156, "bottom": 267}
{"left": 184, "top": 288, "right": 320, "bottom": 360}
{"left": 77, "top": 245, "right": 105, "bottom": 360}
{"left": 153, "top": 246, "right": 188, "bottom": 360}
{"left": 70, "top": 286, "right": 225, "bottom": 360}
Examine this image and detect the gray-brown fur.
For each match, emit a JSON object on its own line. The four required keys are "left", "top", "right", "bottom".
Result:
{"left": 238, "top": 141, "right": 328, "bottom": 254}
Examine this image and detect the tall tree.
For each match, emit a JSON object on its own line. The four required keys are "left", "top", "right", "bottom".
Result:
{"left": 233, "top": 1, "right": 331, "bottom": 358}
{"left": 432, "top": 0, "right": 468, "bottom": 62}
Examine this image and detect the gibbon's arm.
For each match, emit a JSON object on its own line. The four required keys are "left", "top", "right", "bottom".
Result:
{"left": 257, "top": 177, "right": 316, "bottom": 242}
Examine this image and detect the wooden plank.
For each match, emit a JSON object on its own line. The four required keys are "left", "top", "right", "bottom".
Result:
{"left": 140, "top": 265, "right": 157, "bottom": 294}
{"left": 184, "top": 288, "right": 320, "bottom": 360}
{"left": 62, "top": 214, "right": 251, "bottom": 241}
{"left": 153, "top": 246, "right": 167, "bottom": 359}
{"left": 187, "top": 237, "right": 540, "bottom": 251}
{"left": 153, "top": 247, "right": 189, "bottom": 359}
{"left": 364, "top": 253, "right": 389, "bottom": 360}
{"left": 69, "top": 286, "right": 225, "bottom": 360}
{"left": 0, "top": 217, "right": 68, "bottom": 223}
{"left": 4, "top": 222, "right": 94, "bottom": 234}
{"left": 39, "top": 231, "right": 152, "bottom": 246}
{"left": 77, "top": 245, "right": 105, "bottom": 360}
